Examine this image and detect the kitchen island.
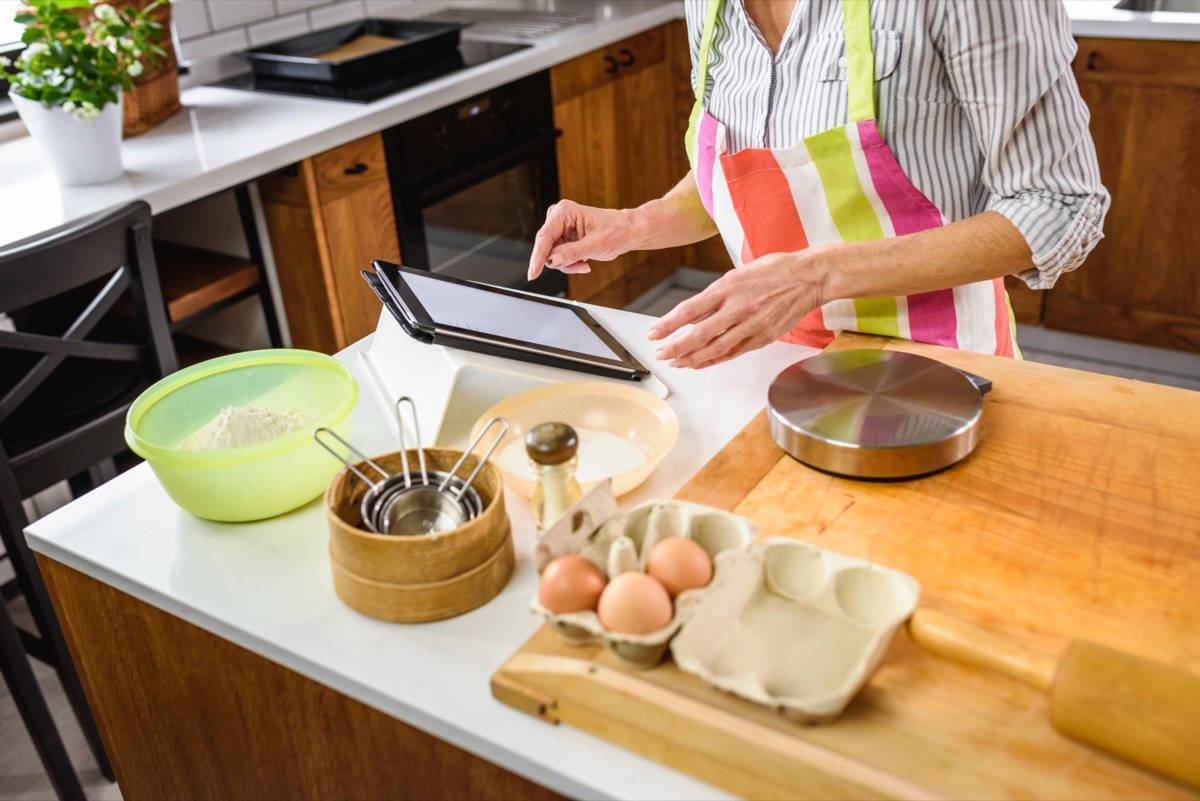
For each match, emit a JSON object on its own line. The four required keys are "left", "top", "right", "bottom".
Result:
{"left": 24, "top": 305, "right": 819, "bottom": 801}
{"left": 25, "top": 304, "right": 1200, "bottom": 799}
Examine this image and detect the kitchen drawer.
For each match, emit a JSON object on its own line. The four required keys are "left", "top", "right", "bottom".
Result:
{"left": 312, "top": 132, "right": 392, "bottom": 202}
{"left": 1075, "top": 37, "right": 1200, "bottom": 89}
{"left": 551, "top": 26, "right": 667, "bottom": 105}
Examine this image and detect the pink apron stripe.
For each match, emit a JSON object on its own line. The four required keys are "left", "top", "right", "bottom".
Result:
{"left": 856, "top": 121, "right": 943, "bottom": 236}
{"left": 696, "top": 112, "right": 720, "bottom": 216}
{"left": 907, "top": 289, "right": 960, "bottom": 349}
{"left": 721, "top": 149, "right": 810, "bottom": 260}
{"left": 992, "top": 278, "right": 1015, "bottom": 358}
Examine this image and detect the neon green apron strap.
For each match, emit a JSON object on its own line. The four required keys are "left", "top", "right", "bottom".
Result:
{"left": 842, "top": 0, "right": 875, "bottom": 123}
{"left": 685, "top": 0, "right": 723, "bottom": 167}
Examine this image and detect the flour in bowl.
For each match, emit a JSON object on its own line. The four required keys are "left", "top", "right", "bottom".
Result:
{"left": 181, "top": 406, "right": 319, "bottom": 452}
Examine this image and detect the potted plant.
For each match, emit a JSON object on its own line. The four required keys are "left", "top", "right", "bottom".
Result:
{"left": 0, "top": 0, "right": 166, "bottom": 185}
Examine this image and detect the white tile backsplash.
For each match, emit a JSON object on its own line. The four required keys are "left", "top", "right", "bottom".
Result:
{"left": 275, "top": 0, "right": 329, "bottom": 12}
{"left": 247, "top": 13, "right": 312, "bottom": 47}
{"left": 365, "top": 0, "right": 425, "bottom": 15}
{"left": 176, "top": 26, "right": 250, "bottom": 63}
{"left": 172, "top": 0, "right": 390, "bottom": 66}
{"left": 172, "top": 0, "right": 212, "bottom": 41}
{"left": 207, "top": 0, "right": 278, "bottom": 31}
{"left": 308, "top": 1, "right": 368, "bottom": 30}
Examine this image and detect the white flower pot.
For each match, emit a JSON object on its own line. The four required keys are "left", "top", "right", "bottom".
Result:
{"left": 11, "top": 93, "right": 125, "bottom": 186}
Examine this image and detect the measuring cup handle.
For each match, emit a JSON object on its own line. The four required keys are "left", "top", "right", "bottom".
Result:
{"left": 395, "top": 396, "right": 427, "bottom": 486}
{"left": 443, "top": 417, "right": 510, "bottom": 500}
{"left": 312, "top": 427, "right": 390, "bottom": 489}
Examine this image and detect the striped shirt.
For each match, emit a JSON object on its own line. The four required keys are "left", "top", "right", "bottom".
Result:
{"left": 685, "top": 0, "right": 1110, "bottom": 289}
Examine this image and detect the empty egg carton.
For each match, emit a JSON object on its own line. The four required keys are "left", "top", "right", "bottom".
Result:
{"left": 670, "top": 537, "right": 920, "bottom": 723}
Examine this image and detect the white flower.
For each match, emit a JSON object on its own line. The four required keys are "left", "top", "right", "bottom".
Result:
{"left": 92, "top": 3, "right": 120, "bottom": 24}
{"left": 21, "top": 42, "right": 48, "bottom": 62}
{"left": 63, "top": 100, "right": 77, "bottom": 112}
{"left": 73, "top": 101, "right": 100, "bottom": 122}
{"left": 127, "top": 60, "right": 143, "bottom": 78}
{"left": 0, "top": 56, "right": 11, "bottom": 69}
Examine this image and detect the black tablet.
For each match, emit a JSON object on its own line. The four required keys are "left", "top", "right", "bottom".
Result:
{"left": 368, "top": 261, "right": 651, "bottom": 381}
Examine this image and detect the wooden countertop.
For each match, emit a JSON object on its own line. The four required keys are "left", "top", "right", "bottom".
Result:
{"left": 493, "top": 333, "right": 1200, "bottom": 800}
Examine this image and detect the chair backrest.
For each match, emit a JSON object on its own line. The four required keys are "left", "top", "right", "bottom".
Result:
{"left": 0, "top": 201, "right": 178, "bottom": 496}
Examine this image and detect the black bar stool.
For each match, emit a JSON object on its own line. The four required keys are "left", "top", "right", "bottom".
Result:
{"left": 0, "top": 200, "right": 178, "bottom": 799}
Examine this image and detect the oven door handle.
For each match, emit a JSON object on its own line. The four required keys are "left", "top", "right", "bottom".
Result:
{"left": 392, "top": 128, "right": 561, "bottom": 204}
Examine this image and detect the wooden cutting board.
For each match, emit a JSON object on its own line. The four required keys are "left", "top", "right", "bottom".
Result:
{"left": 491, "top": 333, "right": 1200, "bottom": 800}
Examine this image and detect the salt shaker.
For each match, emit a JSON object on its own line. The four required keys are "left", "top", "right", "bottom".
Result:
{"left": 526, "top": 422, "right": 583, "bottom": 535}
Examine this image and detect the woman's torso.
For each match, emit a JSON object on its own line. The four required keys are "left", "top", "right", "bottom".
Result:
{"left": 685, "top": 0, "right": 1075, "bottom": 229}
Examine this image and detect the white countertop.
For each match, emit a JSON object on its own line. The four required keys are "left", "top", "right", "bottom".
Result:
{"left": 3, "top": 0, "right": 1199, "bottom": 250}
{"left": 1064, "top": 0, "right": 1200, "bottom": 40}
{"left": 25, "top": 305, "right": 820, "bottom": 800}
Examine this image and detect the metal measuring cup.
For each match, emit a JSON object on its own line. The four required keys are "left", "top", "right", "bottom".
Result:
{"left": 378, "top": 417, "right": 509, "bottom": 537}
{"left": 313, "top": 427, "right": 415, "bottom": 534}
{"left": 365, "top": 397, "right": 483, "bottom": 536}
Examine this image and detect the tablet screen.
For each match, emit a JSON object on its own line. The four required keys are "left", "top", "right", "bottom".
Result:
{"left": 401, "top": 271, "right": 623, "bottom": 361}
{"left": 371, "top": 261, "right": 649, "bottom": 380}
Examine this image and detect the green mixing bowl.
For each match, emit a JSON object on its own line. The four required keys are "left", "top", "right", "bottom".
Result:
{"left": 125, "top": 349, "right": 359, "bottom": 522}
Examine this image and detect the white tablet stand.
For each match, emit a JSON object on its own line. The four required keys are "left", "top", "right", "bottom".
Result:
{"left": 361, "top": 310, "right": 668, "bottom": 449}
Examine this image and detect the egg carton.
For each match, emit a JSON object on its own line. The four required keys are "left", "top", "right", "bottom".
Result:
{"left": 670, "top": 537, "right": 920, "bottom": 724}
{"left": 531, "top": 480, "right": 757, "bottom": 669}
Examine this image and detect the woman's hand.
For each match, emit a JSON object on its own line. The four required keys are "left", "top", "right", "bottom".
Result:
{"left": 647, "top": 249, "right": 829, "bottom": 369}
{"left": 527, "top": 200, "right": 637, "bottom": 281}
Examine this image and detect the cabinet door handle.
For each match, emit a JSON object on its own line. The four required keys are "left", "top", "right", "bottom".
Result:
{"left": 618, "top": 48, "right": 635, "bottom": 67}
{"left": 603, "top": 55, "right": 619, "bottom": 74}
{"left": 1086, "top": 50, "right": 1099, "bottom": 71}
{"left": 344, "top": 162, "right": 368, "bottom": 175}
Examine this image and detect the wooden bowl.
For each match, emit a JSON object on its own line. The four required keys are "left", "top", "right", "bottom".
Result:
{"left": 326, "top": 448, "right": 513, "bottom": 622}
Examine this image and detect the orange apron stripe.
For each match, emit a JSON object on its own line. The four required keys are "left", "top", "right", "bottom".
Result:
{"left": 720, "top": 148, "right": 811, "bottom": 259}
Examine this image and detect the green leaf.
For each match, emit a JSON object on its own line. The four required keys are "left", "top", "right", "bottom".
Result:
{"left": 14, "top": 12, "right": 38, "bottom": 24}
{"left": 56, "top": 0, "right": 93, "bottom": 8}
{"left": 21, "top": 28, "right": 45, "bottom": 44}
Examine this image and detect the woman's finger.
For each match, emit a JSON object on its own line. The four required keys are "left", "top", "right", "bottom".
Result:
{"left": 556, "top": 260, "right": 592, "bottom": 274}
{"left": 528, "top": 204, "right": 571, "bottom": 279}
{"left": 666, "top": 325, "right": 752, "bottom": 369}
{"left": 654, "top": 311, "right": 733, "bottom": 363}
{"left": 647, "top": 287, "right": 723, "bottom": 342}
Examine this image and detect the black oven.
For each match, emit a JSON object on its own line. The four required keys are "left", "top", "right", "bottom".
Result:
{"left": 382, "top": 70, "right": 565, "bottom": 296}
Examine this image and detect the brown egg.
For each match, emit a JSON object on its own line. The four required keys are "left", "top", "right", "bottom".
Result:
{"left": 645, "top": 537, "right": 713, "bottom": 598}
{"left": 538, "top": 554, "right": 607, "bottom": 615}
{"left": 597, "top": 572, "right": 673, "bottom": 635}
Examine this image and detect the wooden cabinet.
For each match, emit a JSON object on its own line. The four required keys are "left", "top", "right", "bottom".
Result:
{"left": 258, "top": 133, "right": 401, "bottom": 354}
{"left": 553, "top": 21, "right": 724, "bottom": 308}
{"left": 1044, "top": 37, "right": 1200, "bottom": 353}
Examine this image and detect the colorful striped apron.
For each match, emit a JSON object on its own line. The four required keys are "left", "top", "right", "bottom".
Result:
{"left": 685, "top": 0, "right": 1019, "bottom": 357}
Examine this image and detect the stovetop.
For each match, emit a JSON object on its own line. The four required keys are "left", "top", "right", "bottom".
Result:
{"left": 212, "top": 40, "right": 529, "bottom": 104}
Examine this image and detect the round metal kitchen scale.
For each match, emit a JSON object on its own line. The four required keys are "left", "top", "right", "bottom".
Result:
{"left": 766, "top": 349, "right": 990, "bottom": 480}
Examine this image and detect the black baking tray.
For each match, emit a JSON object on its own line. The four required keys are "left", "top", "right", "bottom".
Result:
{"left": 242, "top": 19, "right": 463, "bottom": 83}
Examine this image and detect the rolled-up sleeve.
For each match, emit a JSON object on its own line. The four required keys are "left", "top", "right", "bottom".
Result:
{"left": 940, "top": 0, "right": 1110, "bottom": 289}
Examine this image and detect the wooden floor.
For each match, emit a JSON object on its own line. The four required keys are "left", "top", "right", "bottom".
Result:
{"left": 0, "top": 591, "right": 122, "bottom": 801}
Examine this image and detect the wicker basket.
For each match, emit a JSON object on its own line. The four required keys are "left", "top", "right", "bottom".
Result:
{"left": 120, "top": 0, "right": 181, "bottom": 137}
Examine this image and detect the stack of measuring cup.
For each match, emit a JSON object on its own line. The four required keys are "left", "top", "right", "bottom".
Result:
{"left": 315, "top": 397, "right": 507, "bottom": 537}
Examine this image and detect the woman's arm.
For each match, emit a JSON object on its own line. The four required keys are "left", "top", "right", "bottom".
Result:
{"left": 648, "top": 211, "right": 1031, "bottom": 368}
{"left": 527, "top": 171, "right": 717, "bottom": 281}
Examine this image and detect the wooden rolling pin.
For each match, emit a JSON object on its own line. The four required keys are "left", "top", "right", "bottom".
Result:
{"left": 908, "top": 608, "right": 1200, "bottom": 790}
